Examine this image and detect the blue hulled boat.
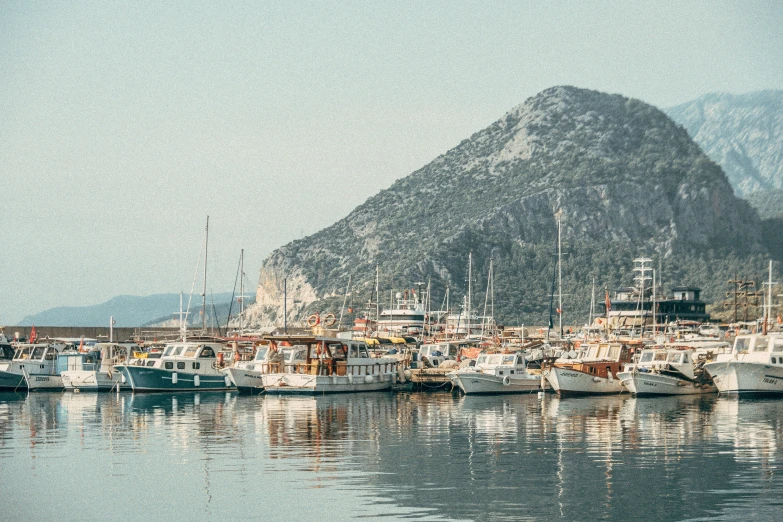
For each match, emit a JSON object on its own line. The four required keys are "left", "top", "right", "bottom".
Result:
{"left": 116, "top": 338, "right": 234, "bottom": 392}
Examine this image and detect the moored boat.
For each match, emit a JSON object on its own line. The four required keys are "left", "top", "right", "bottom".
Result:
{"left": 116, "top": 337, "right": 233, "bottom": 392}
{"left": 61, "top": 342, "right": 140, "bottom": 391}
{"left": 618, "top": 347, "right": 718, "bottom": 396}
{"left": 704, "top": 333, "right": 783, "bottom": 394}
{"left": 0, "top": 341, "right": 70, "bottom": 391}
{"left": 449, "top": 351, "right": 545, "bottom": 394}
{"left": 222, "top": 339, "right": 307, "bottom": 394}
{"left": 543, "top": 341, "right": 634, "bottom": 396}
{"left": 262, "top": 337, "right": 401, "bottom": 394}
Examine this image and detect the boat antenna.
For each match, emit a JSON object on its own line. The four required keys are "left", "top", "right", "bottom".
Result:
{"left": 226, "top": 250, "right": 242, "bottom": 332}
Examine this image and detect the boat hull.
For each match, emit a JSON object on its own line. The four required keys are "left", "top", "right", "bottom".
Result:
{"left": 544, "top": 367, "right": 625, "bottom": 396}
{"left": 618, "top": 371, "right": 716, "bottom": 396}
{"left": 25, "top": 374, "right": 64, "bottom": 391}
{"left": 0, "top": 370, "right": 27, "bottom": 390}
{"left": 120, "top": 365, "right": 234, "bottom": 392}
{"left": 62, "top": 370, "right": 124, "bottom": 391}
{"left": 453, "top": 372, "right": 543, "bottom": 394}
{"left": 704, "top": 361, "right": 783, "bottom": 394}
{"left": 222, "top": 367, "right": 265, "bottom": 394}
{"left": 262, "top": 373, "right": 393, "bottom": 394}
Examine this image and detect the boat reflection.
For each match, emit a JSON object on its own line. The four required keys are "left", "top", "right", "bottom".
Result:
{"left": 1, "top": 391, "right": 783, "bottom": 520}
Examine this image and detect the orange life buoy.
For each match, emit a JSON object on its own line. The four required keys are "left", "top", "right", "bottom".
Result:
{"left": 323, "top": 313, "right": 337, "bottom": 327}
{"left": 307, "top": 314, "right": 320, "bottom": 327}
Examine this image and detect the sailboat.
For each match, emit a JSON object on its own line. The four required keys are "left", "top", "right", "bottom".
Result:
{"left": 116, "top": 217, "right": 234, "bottom": 392}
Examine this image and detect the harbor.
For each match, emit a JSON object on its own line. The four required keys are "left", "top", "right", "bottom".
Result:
{"left": 2, "top": 390, "right": 783, "bottom": 520}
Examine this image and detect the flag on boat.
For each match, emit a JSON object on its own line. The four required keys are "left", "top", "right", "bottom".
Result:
{"left": 556, "top": 308, "right": 562, "bottom": 314}
{"left": 605, "top": 289, "right": 611, "bottom": 313}
{"left": 29, "top": 325, "right": 37, "bottom": 344}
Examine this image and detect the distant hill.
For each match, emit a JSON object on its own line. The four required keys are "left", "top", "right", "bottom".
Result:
{"left": 665, "top": 90, "right": 783, "bottom": 197}
{"left": 245, "top": 86, "right": 771, "bottom": 328}
{"left": 17, "top": 293, "right": 251, "bottom": 327}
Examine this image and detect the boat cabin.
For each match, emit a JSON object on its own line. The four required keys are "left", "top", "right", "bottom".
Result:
{"left": 633, "top": 348, "right": 697, "bottom": 380}
{"left": 474, "top": 352, "right": 527, "bottom": 376}
{"left": 553, "top": 342, "right": 633, "bottom": 379}
{"left": 726, "top": 334, "right": 783, "bottom": 365}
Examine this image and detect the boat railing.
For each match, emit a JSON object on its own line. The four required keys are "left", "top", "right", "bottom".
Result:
{"left": 291, "top": 360, "right": 400, "bottom": 376}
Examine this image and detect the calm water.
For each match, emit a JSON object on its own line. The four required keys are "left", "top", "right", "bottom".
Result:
{"left": 1, "top": 391, "right": 782, "bottom": 521}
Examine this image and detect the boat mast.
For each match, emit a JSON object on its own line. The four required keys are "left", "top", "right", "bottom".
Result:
{"left": 589, "top": 278, "right": 595, "bottom": 333}
{"left": 557, "top": 215, "right": 563, "bottom": 338}
{"left": 338, "top": 275, "right": 352, "bottom": 330}
{"left": 468, "top": 252, "right": 473, "bottom": 334}
{"left": 652, "top": 269, "right": 657, "bottom": 337}
{"left": 239, "top": 249, "right": 245, "bottom": 337}
{"left": 201, "top": 216, "right": 209, "bottom": 333}
{"left": 481, "top": 259, "right": 491, "bottom": 340}
{"left": 375, "top": 264, "right": 380, "bottom": 332}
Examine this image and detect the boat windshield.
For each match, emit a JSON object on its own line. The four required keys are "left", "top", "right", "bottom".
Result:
{"left": 31, "top": 347, "right": 46, "bottom": 360}
{"left": 667, "top": 352, "right": 684, "bottom": 363}
{"left": 653, "top": 351, "right": 668, "bottom": 362}
{"left": 254, "top": 347, "right": 269, "bottom": 361}
{"left": 772, "top": 338, "right": 783, "bottom": 352}
{"left": 502, "top": 354, "right": 516, "bottom": 365}
{"left": 487, "top": 354, "right": 502, "bottom": 366}
{"left": 13, "top": 347, "right": 31, "bottom": 360}
{"left": 640, "top": 351, "right": 654, "bottom": 363}
{"left": 734, "top": 338, "right": 751, "bottom": 353}
{"left": 182, "top": 346, "right": 199, "bottom": 358}
{"left": 476, "top": 354, "right": 488, "bottom": 365}
{"left": 607, "top": 346, "right": 620, "bottom": 360}
{"left": 753, "top": 337, "right": 769, "bottom": 352}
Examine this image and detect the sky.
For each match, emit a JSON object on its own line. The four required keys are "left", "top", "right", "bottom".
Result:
{"left": 1, "top": 1, "right": 782, "bottom": 325}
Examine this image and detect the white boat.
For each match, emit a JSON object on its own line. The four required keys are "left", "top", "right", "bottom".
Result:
{"left": 262, "top": 337, "right": 401, "bottom": 394}
{"left": 222, "top": 340, "right": 308, "bottom": 394}
{"left": 116, "top": 338, "right": 233, "bottom": 392}
{"left": 0, "top": 342, "right": 70, "bottom": 391}
{"left": 618, "top": 347, "right": 718, "bottom": 396}
{"left": 449, "top": 352, "right": 545, "bottom": 394}
{"left": 543, "top": 341, "right": 635, "bottom": 396}
{"left": 704, "top": 333, "right": 783, "bottom": 394}
{"left": 377, "top": 288, "right": 427, "bottom": 337}
{"left": 61, "top": 342, "right": 140, "bottom": 391}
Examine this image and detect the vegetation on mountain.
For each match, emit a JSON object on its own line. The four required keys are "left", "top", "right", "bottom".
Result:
{"left": 246, "top": 87, "right": 773, "bottom": 327}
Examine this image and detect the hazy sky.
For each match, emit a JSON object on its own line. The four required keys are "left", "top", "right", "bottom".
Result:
{"left": 2, "top": 1, "right": 782, "bottom": 325}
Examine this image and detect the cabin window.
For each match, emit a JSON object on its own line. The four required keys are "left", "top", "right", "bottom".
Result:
{"left": 32, "top": 347, "right": 46, "bottom": 359}
{"left": 44, "top": 351, "right": 56, "bottom": 361}
{"left": 597, "top": 346, "right": 608, "bottom": 359}
{"left": 165, "top": 362, "right": 173, "bottom": 369}
{"left": 177, "top": 362, "right": 185, "bottom": 369}
{"left": 199, "top": 347, "right": 215, "bottom": 358}
{"left": 734, "top": 338, "right": 751, "bottom": 353}
{"left": 773, "top": 339, "right": 783, "bottom": 352}
{"left": 255, "top": 348, "right": 269, "bottom": 361}
{"left": 503, "top": 355, "right": 515, "bottom": 364}
{"left": 654, "top": 352, "right": 668, "bottom": 362}
{"left": 477, "top": 355, "right": 487, "bottom": 365}
{"left": 510, "top": 370, "right": 515, "bottom": 374}
{"left": 753, "top": 337, "right": 769, "bottom": 352}
{"left": 172, "top": 346, "right": 186, "bottom": 356}
{"left": 607, "top": 346, "right": 620, "bottom": 360}
{"left": 146, "top": 360, "right": 155, "bottom": 367}
{"left": 638, "top": 351, "right": 654, "bottom": 363}
{"left": 192, "top": 362, "right": 200, "bottom": 369}
{"left": 359, "top": 345, "right": 369, "bottom": 358}
{"left": 772, "top": 357, "right": 778, "bottom": 364}
{"left": 183, "top": 347, "right": 198, "bottom": 358}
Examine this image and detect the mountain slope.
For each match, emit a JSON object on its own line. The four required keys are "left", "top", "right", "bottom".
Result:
{"left": 246, "top": 86, "right": 769, "bottom": 327}
{"left": 18, "top": 293, "right": 242, "bottom": 327}
{"left": 665, "top": 90, "right": 783, "bottom": 197}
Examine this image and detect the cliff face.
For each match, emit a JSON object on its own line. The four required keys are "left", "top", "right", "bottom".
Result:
{"left": 665, "top": 90, "right": 783, "bottom": 197}
{"left": 246, "top": 86, "right": 767, "bottom": 327}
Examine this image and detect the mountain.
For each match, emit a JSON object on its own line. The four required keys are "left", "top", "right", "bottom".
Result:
{"left": 665, "top": 90, "right": 783, "bottom": 198}
{"left": 245, "top": 86, "right": 771, "bottom": 328}
{"left": 17, "top": 293, "right": 247, "bottom": 327}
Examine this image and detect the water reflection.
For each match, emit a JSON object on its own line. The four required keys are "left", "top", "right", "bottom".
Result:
{"left": 1, "top": 391, "right": 783, "bottom": 520}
